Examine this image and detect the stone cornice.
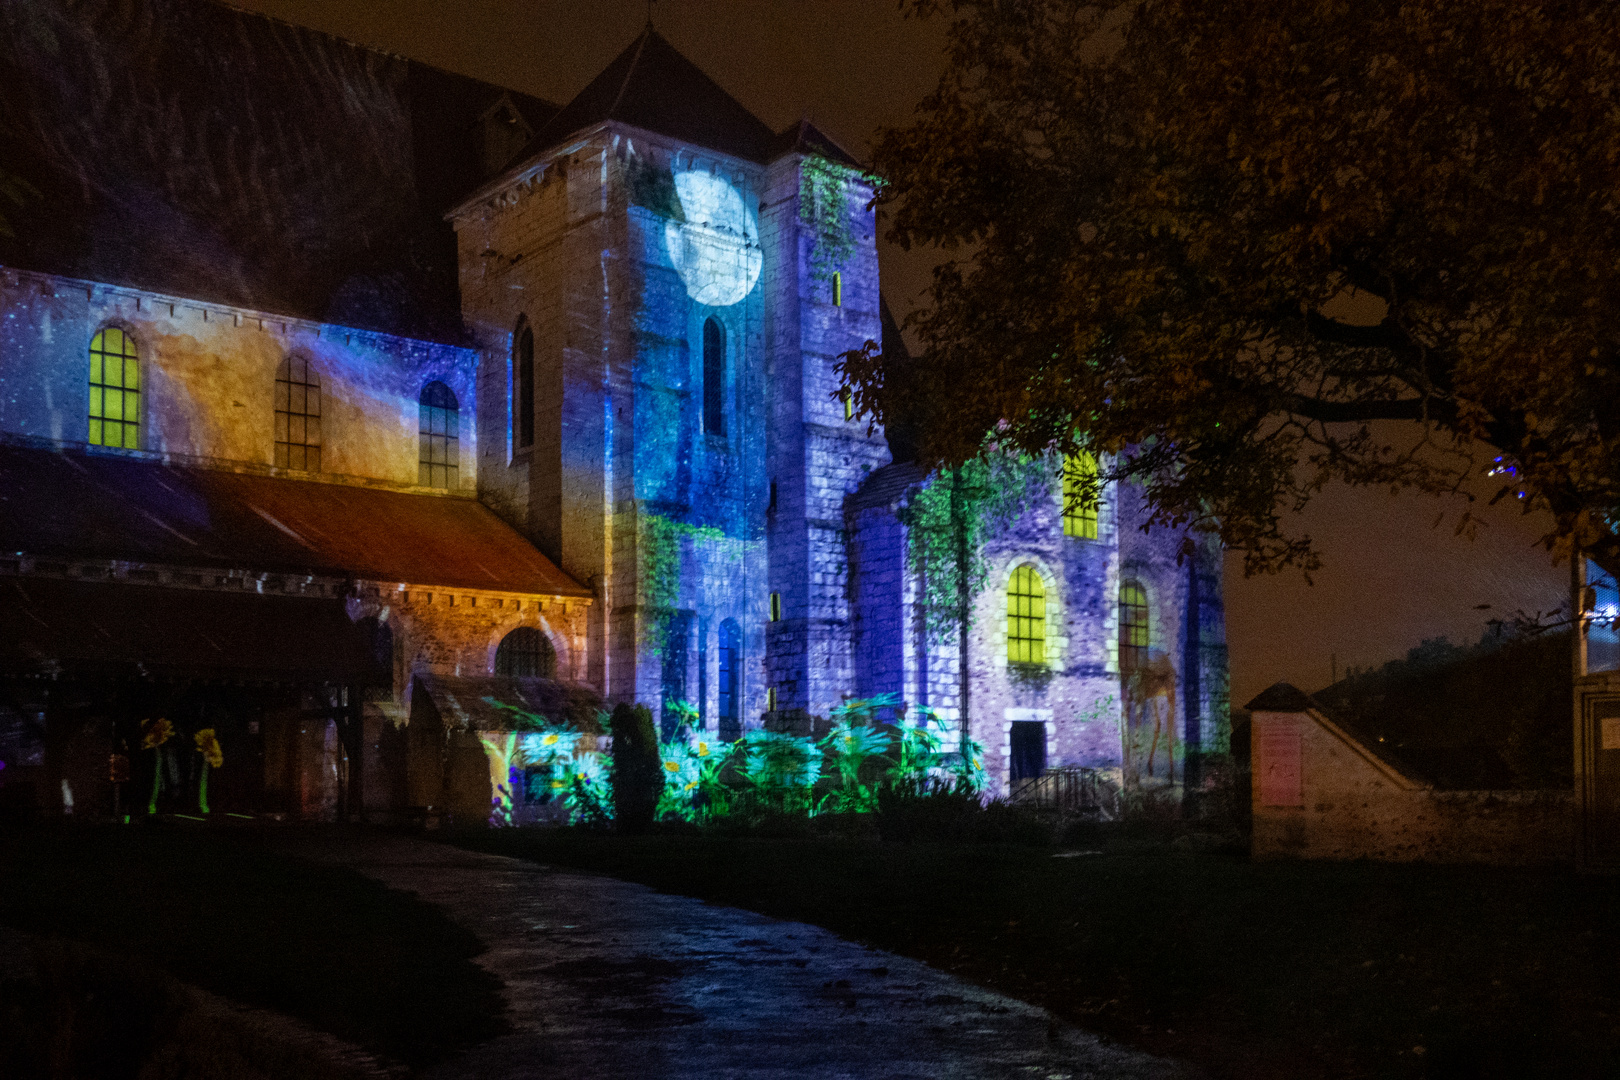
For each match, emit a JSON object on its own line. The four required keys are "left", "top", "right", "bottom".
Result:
{"left": 0, "top": 263, "right": 478, "bottom": 359}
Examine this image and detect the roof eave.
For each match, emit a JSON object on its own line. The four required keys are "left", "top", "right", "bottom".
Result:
{"left": 445, "top": 119, "right": 770, "bottom": 222}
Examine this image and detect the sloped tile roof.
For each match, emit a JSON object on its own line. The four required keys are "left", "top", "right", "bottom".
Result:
{"left": 0, "top": 444, "right": 590, "bottom": 597}
{"left": 524, "top": 27, "right": 778, "bottom": 164}
{"left": 411, "top": 674, "right": 604, "bottom": 733}
{"left": 773, "top": 120, "right": 864, "bottom": 170}
{"left": 847, "top": 461, "right": 927, "bottom": 513}
{"left": 0, "top": 0, "right": 554, "bottom": 343}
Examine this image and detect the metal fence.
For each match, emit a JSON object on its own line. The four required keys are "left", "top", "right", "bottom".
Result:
{"left": 1008, "top": 765, "right": 1115, "bottom": 817}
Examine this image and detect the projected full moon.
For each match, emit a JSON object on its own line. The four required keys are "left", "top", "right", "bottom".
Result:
{"left": 665, "top": 171, "right": 763, "bottom": 307}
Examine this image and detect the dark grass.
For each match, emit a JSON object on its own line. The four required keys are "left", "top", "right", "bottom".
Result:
{"left": 448, "top": 826, "right": 1620, "bottom": 1080}
{"left": 0, "top": 822, "right": 506, "bottom": 1068}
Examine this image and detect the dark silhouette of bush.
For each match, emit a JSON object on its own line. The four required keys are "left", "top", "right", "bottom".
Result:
{"left": 610, "top": 703, "right": 661, "bottom": 834}
{"left": 874, "top": 778, "right": 1051, "bottom": 845}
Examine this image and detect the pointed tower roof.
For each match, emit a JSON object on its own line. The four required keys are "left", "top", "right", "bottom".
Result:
{"left": 772, "top": 119, "right": 864, "bottom": 170}
{"left": 525, "top": 27, "right": 778, "bottom": 163}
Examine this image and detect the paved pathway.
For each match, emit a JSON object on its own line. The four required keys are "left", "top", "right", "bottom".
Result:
{"left": 282, "top": 832, "right": 1200, "bottom": 1080}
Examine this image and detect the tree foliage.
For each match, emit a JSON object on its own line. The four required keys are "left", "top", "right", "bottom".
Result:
{"left": 842, "top": 0, "right": 1620, "bottom": 576}
{"left": 899, "top": 451, "right": 1051, "bottom": 641}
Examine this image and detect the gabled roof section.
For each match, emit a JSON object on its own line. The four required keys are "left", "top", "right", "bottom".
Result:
{"left": 0, "top": 444, "right": 590, "bottom": 598}
{"left": 523, "top": 27, "right": 777, "bottom": 164}
{"left": 773, "top": 120, "right": 865, "bottom": 170}
{"left": 0, "top": 0, "right": 555, "bottom": 344}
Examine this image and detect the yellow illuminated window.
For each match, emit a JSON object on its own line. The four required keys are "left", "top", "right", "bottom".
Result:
{"left": 1007, "top": 564, "right": 1046, "bottom": 665}
{"left": 841, "top": 388, "right": 854, "bottom": 421}
{"left": 1120, "top": 581, "right": 1149, "bottom": 670}
{"left": 1062, "top": 452, "right": 1098, "bottom": 539}
{"left": 832, "top": 271, "right": 842, "bottom": 307}
{"left": 88, "top": 328, "right": 140, "bottom": 449}
{"left": 275, "top": 356, "right": 322, "bottom": 471}
{"left": 766, "top": 687, "right": 777, "bottom": 711}
{"left": 418, "top": 380, "right": 460, "bottom": 489}
{"left": 769, "top": 592, "right": 782, "bottom": 621}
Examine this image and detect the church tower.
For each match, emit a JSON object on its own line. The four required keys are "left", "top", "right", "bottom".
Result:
{"left": 760, "top": 126, "right": 889, "bottom": 721}
{"left": 448, "top": 29, "right": 882, "bottom": 731}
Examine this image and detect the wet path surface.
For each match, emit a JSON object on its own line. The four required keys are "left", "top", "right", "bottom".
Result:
{"left": 279, "top": 833, "right": 1199, "bottom": 1080}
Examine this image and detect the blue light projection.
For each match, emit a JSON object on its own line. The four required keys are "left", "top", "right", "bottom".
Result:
{"left": 664, "top": 171, "right": 761, "bottom": 307}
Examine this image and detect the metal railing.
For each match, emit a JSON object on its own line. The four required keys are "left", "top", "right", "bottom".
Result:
{"left": 1008, "top": 766, "right": 1114, "bottom": 817}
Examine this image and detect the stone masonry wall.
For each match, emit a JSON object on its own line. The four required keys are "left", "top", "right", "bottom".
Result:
{"left": 454, "top": 130, "right": 775, "bottom": 720}
{"left": 1251, "top": 708, "right": 1574, "bottom": 864}
{"left": 967, "top": 467, "right": 1125, "bottom": 792}
{"left": 348, "top": 582, "right": 590, "bottom": 708}
{"left": 0, "top": 266, "right": 478, "bottom": 490}
{"left": 760, "top": 155, "right": 888, "bottom": 720}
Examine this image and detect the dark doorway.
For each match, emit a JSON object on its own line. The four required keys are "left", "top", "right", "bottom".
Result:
{"left": 1009, "top": 721, "right": 1047, "bottom": 782}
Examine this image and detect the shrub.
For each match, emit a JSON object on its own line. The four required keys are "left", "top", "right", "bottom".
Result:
{"left": 874, "top": 777, "right": 1051, "bottom": 846}
{"left": 609, "top": 704, "right": 661, "bottom": 835}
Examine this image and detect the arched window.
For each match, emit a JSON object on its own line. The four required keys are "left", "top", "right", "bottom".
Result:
{"left": 514, "top": 319, "right": 535, "bottom": 450}
{"left": 702, "top": 317, "right": 725, "bottom": 436}
{"left": 1119, "top": 581, "right": 1150, "bottom": 671}
{"left": 494, "top": 626, "right": 555, "bottom": 678}
{"left": 1007, "top": 564, "right": 1046, "bottom": 665}
{"left": 274, "top": 356, "right": 322, "bottom": 471}
{"left": 1062, "top": 452, "right": 1098, "bottom": 539}
{"left": 717, "top": 619, "right": 742, "bottom": 742}
{"left": 418, "top": 381, "right": 459, "bottom": 488}
{"left": 88, "top": 327, "right": 140, "bottom": 449}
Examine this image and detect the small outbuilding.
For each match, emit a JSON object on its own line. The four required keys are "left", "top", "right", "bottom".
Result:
{"left": 407, "top": 674, "right": 603, "bottom": 825}
{"left": 1247, "top": 682, "right": 1573, "bottom": 864}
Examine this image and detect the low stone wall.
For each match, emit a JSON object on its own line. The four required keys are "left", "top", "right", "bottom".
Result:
{"left": 1251, "top": 704, "right": 1574, "bottom": 865}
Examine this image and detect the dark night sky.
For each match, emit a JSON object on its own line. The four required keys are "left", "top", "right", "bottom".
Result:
{"left": 231, "top": 0, "right": 1567, "bottom": 707}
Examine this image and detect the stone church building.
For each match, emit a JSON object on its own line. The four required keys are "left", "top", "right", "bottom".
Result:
{"left": 0, "top": 0, "right": 1227, "bottom": 820}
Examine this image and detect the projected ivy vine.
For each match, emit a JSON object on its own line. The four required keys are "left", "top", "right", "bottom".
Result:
{"left": 639, "top": 511, "right": 736, "bottom": 651}
{"left": 899, "top": 452, "right": 1053, "bottom": 644}
{"left": 799, "top": 155, "right": 868, "bottom": 283}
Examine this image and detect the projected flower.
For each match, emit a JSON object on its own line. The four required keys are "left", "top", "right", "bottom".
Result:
{"left": 193, "top": 728, "right": 223, "bottom": 768}
{"left": 518, "top": 729, "right": 579, "bottom": 766}
{"left": 140, "top": 718, "right": 174, "bottom": 750}
{"left": 664, "top": 171, "right": 762, "bottom": 307}
{"left": 661, "top": 743, "right": 701, "bottom": 795}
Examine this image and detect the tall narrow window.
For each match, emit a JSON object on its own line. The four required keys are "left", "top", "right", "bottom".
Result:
{"left": 88, "top": 328, "right": 141, "bottom": 449}
{"left": 495, "top": 626, "right": 555, "bottom": 678}
{"left": 703, "top": 317, "right": 725, "bottom": 436}
{"left": 418, "top": 381, "right": 460, "bottom": 488}
{"left": 515, "top": 320, "right": 535, "bottom": 450}
{"left": 766, "top": 687, "right": 777, "bottom": 711}
{"left": 841, "top": 388, "right": 854, "bottom": 422}
{"left": 1007, "top": 564, "right": 1046, "bottom": 665}
{"left": 1062, "top": 452, "right": 1099, "bottom": 539}
{"left": 832, "top": 271, "right": 842, "bottom": 307}
{"left": 1119, "top": 581, "right": 1150, "bottom": 671}
{"left": 717, "top": 619, "right": 741, "bottom": 742}
{"left": 274, "top": 356, "right": 321, "bottom": 471}
{"left": 769, "top": 592, "right": 782, "bottom": 622}
{"left": 660, "top": 613, "right": 690, "bottom": 740}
